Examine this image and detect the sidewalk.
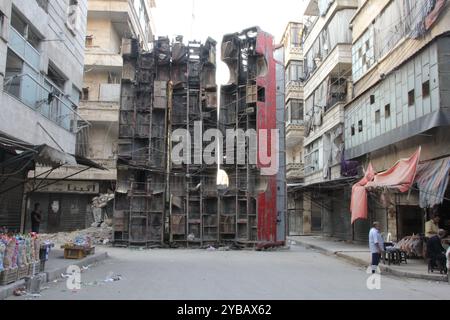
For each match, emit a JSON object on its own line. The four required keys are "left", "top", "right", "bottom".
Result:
{"left": 0, "top": 247, "right": 109, "bottom": 300}
{"left": 289, "top": 236, "right": 449, "bottom": 283}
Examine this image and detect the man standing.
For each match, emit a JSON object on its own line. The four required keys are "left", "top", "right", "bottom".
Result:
{"left": 31, "top": 203, "right": 42, "bottom": 234}
{"left": 425, "top": 214, "right": 440, "bottom": 238}
{"left": 369, "top": 222, "right": 384, "bottom": 274}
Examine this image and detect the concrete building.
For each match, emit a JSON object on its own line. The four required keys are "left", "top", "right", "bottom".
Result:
{"left": 294, "top": 0, "right": 358, "bottom": 237}
{"left": 282, "top": 22, "right": 306, "bottom": 236}
{"left": 344, "top": 0, "right": 450, "bottom": 242}
{"left": 27, "top": 0, "right": 157, "bottom": 233}
{"left": 0, "top": 0, "right": 91, "bottom": 231}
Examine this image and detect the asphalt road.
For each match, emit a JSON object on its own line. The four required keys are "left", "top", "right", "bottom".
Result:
{"left": 8, "top": 244, "right": 450, "bottom": 300}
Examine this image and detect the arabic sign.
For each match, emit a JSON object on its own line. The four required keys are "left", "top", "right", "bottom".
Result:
{"left": 36, "top": 181, "right": 100, "bottom": 194}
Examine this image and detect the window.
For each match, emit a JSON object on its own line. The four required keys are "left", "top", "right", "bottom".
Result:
{"left": 290, "top": 24, "right": 302, "bottom": 46}
{"left": 257, "top": 86, "right": 265, "bottom": 103}
{"left": 289, "top": 100, "right": 304, "bottom": 121}
{"left": 422, "top": 80, "right": 430, "bottom": 98}
{"left": 358, "top": 120, "right": 363, "bottom": 133}
{"left": 0, "top": 11, "right": 5, "bottom": 39}
{"left": 408, "top": 90, "right": 415, "bottom": 106}
{"left": 375, "top": 110, "right": 381, "bottom": 123}
{"left": 351, "top": 125, "right": 355, "bottom": 136}
{"left": 81, "top": 88, "right": 89, "bottom": 101}
{"left": 286, "top": 61, "right": 304, "bottom": 82}
{"left": 35, "top": 0, "right": 49, "bottom": 13}
{"left": 385, "top": 104, "right": 391, "bottom": 118}
{"left": 370, "top": 95, "right": 375, "bottom": 105}
{"left": 47, "top": 64, "right": 66, "bottom": 90}
{"left": 85, "top": 35, "right": 93, "bottom": 47}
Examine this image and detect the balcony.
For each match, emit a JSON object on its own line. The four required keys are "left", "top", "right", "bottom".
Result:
{"left": 285, "top": 46, "right": 303, "bottom": 63}
{"left": 285, "top": 80, "right": 304, "bottom": 102}
{"left": 286, "top": 121, "right": 305, "bottom": 148}
{"left": 304, "top": 102, "right": 345, "bottom": 147}
{"left": 8, "top": 27, "right": 40, "bottom": 70}
{"left": 85, "top": 51, "right": 123, "bottom": 71}
{"left": 287, "top": 163, "right": 305, "bottom": 180}
{"left": 304, "top": 44, "right": 352, "bottom": 99}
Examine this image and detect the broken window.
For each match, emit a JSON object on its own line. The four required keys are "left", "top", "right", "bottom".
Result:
{"left": 257, "top": 86, "right": 265, "bottom": 103}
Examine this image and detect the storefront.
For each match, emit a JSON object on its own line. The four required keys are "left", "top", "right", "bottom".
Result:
{"left": 26, "top": 181, "right": 101, "bottom": 233}
{"left": 0, "top": 133, "right": 105, "bottom": 234}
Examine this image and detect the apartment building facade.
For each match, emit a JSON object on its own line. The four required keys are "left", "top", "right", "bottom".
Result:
{"left": 345, "top": 0, "right": 450, "bottom": 241}
{"left": 27, "top": 0, "right": 157, "bottom": 233}
{"left": 0, "top": 0, "right": 92, "bottom": 232}
{"left": 295, "top": 0, "right": 358, "bottom": 238}
{"left": 282, "top": 22, "right": 306, "bottom": 236}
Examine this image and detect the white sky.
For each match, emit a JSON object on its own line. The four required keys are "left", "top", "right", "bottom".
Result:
{"left": 153, "top": 0, "right": 306, "bottom": 84}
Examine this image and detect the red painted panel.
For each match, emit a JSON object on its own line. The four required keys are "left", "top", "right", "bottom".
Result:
{"left": 255, "top": 31, "right": 278, "bottom": 243}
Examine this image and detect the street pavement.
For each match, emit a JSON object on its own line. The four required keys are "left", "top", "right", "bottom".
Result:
{"left": 8, "top": 244, "right": 450, "bottom": 300}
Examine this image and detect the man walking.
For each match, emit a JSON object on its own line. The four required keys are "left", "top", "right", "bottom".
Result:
{"left": 369, "top": 222, "right": 384, "bottom": 274}
{"left": 31, "top": 203, "right": 42, "bottom": 234}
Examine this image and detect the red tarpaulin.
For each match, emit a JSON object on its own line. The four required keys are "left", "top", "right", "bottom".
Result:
{"left": 350, "top": 147, "right": 421, "bottom": 224}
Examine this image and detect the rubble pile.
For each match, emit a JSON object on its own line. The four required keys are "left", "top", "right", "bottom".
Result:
{"left": 40, "top": 223, "right": 112, "bottom": 246}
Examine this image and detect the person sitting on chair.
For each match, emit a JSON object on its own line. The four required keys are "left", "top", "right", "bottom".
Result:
{"left": 425, "top": 214, "right": 440, "bottom": 238}
{"left": 427, "top": 229, "right": 448, "bottom": 274}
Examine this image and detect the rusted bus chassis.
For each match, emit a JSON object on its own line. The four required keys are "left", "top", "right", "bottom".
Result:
{"left": 113, "top": 27, "right": 286, "bottom": 247}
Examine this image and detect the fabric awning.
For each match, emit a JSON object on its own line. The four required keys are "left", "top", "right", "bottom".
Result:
{"left": 350, "top": 148, "right": 421, "bottom": 224}
{"left": 415, "top": 156, "right": 450, "bottom": 208}
{"left": 0, "top": 133, "right": 106, "bottom": 170}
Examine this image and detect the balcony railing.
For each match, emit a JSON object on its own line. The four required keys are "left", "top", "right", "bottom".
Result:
{"left": 3, "top": 73, "right": 89, "bottom": 133}
{"left": 287, "top": 163, "right": 305, "bottom": 179}
{"left": 9, "top": 27, "right": 40, "bottom": 70}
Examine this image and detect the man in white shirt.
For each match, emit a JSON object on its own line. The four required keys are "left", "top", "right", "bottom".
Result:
{"left": 369, "top": 222, "right": 384, "bottom": 274}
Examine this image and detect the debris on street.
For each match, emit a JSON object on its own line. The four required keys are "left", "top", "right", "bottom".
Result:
{"left": 39, "top": 224, "right": 112, "bottom": 246}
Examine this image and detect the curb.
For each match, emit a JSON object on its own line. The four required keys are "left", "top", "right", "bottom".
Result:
{"left": 293, "top": 238, "right": 448, "bottom": 283}
{"left": 0, "top": 252, "right": 109, "bottom": 300}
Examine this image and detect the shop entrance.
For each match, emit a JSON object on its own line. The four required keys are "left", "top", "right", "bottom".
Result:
{"left": 397, "top": 205, "right": 424, "bottom": 240}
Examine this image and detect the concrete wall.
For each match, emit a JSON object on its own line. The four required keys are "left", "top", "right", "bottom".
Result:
{"left": 345, "top": 40, "right": 442, "bottom": 155}
{"left": 86, "top": 17, "right": 121, "bottom": 54}
{"left": 0, "top": 93, "right": 77, "bottom": 152}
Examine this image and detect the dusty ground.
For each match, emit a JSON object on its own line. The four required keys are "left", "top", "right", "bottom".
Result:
{"left": 8, "top": 244, "right": 450, "bottom": 300}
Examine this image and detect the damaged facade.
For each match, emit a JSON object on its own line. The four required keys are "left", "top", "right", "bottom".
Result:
{"left": 113, "top": 27, "right": 286, "bottom": 247}
{"left": 282, "top": 22, "right": 306, "bottom": 236}
{"left": 287, "top": 0, "right": 450, "bottom": 243}
{"left": 291, "top": 0, "right": 359, "bottom": 239}
{"left": 345, "top": 0, "right": 450, "bottom": 241}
